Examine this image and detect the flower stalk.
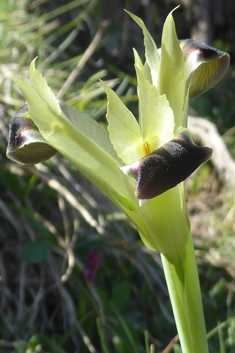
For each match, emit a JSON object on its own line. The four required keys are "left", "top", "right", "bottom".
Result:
{"left": 162, "top": 234, "right": 209, "bottom": 353}
{"left": 6, "top": 8, "right": 229, "bottom": 352}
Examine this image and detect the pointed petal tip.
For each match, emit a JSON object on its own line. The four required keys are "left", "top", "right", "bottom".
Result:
{"left": 138, "top": 198, "right": 148, "bottom": 206}
{"left": 121, "top": 160, "right": 141, "bottom": 178}
{"left": 120, "top": 165, "right": 131, "bottom": 175}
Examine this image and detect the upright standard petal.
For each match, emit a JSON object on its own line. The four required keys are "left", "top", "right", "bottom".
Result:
{"left": 158, "top": 9, "right": 186, "bottom": 129}
{"left": 126, "top": 10, "right": 160, "bottom": 87}
{"left": 104, "top": 82, "right": 143, "bottom": 164}
{"left": 135, "top": 66, "right": 175, "bottom": 152}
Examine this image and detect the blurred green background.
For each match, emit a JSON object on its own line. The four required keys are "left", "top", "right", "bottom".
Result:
{"left": 0, "top": 0, "right": 235, "bottom": 352}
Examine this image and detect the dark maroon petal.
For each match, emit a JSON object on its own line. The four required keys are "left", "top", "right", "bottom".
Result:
{"left": 125, "top": 133, "right": 212, "bottom": 201}
{"left": 8, "top": 104, "right": 36, "bottom": 150}
{"left": 7, "top": 104, "right": 57, "bottom": 164}
{"left": 180, "top": 39, "right": 230, "bottom": 98}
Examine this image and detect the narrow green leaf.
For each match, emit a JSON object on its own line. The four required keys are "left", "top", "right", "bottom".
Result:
{"left": 144, "top": 331, "right": 150, "bottom": 353}
{"left": 111, "top": 305, "right": 138, "bottom": 353}
{"left": 97, "top": 318, "right": 110, "bottom": 353}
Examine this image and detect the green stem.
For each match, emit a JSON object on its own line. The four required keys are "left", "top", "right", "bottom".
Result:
{"left": 161, "top": 233, "right": 209, "bottom": 353}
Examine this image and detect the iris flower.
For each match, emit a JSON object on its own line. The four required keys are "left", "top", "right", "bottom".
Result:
{"left": 7, "top": 8, "right": 229, "bottom": 353}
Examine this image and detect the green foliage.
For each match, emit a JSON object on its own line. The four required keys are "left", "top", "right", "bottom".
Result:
{"left": 0, "top": 0, "right": 235, "bottom": 352}
{"left": 20, "top": 240, "right": 49, "bottom": 263}
{"left": 13, "top": 335, "right": 49, "bottom": 353}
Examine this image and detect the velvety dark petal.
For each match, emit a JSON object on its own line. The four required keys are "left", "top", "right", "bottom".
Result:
{"left": 123, "top": 133, "right": 212, "bottom": 202}
{"left": 180, "top": 39, "right": 230, "bottom": 98}
{"left": 7, "top": 104, "right": 57, "bottom": 164}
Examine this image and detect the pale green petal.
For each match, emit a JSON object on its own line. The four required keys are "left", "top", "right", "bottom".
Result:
{"left": 14, "top": 77, "right": 132, "bottom": 210}
{"left": 135, "top": 66, "right": 174, "bottom": 148}
{"left": 159, "top": 9, "right": 186, "bottom": 129}
{"left": 103, "top": 82, "right": 143, "bottom": 164}
{"left": 126, "top": 10, "right": 160, "bottom": 87}
{"left": 29, "top": 58, "right": 61, "bottom": 115}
